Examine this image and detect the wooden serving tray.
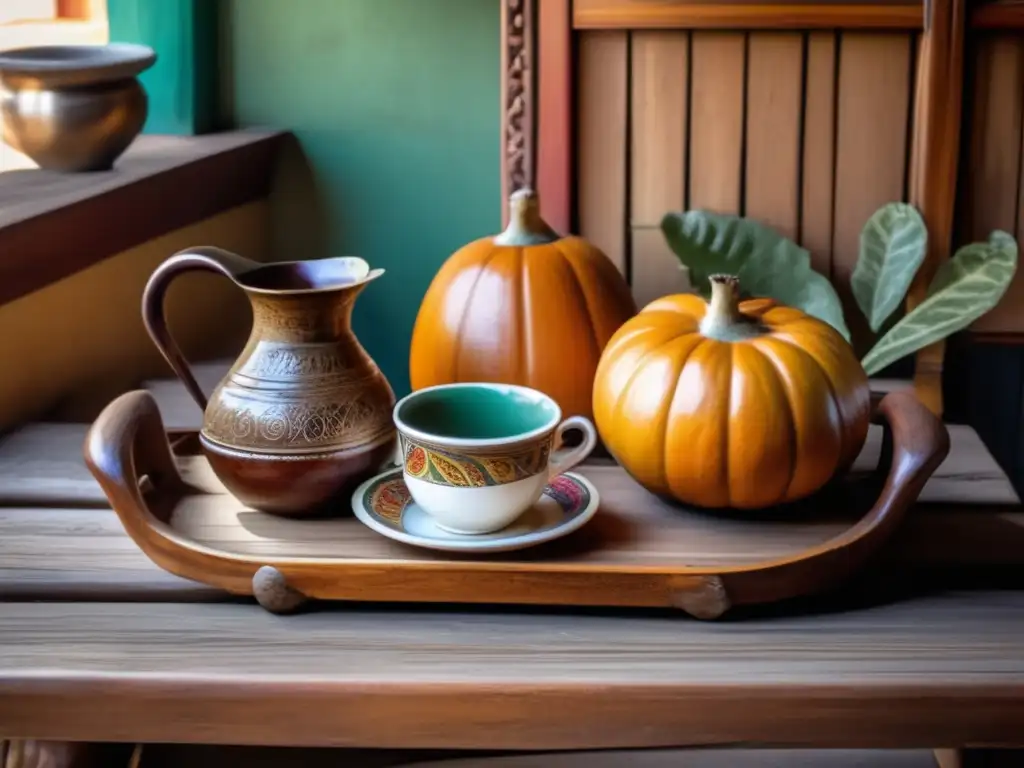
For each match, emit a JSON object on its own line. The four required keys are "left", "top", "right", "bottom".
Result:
{"left": 84, "top": 389, "right": 948, "bottom": 619}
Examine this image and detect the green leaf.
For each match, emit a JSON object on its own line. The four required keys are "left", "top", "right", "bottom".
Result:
{"left": 852, "top": 203, "right": 927, "bottom": 332}
{"left": 660, "top": 210, "right": 851, "bottom": 340}
{"left": 861, "top": 231, "right": 1018, "bottom": 376}
{"left": 801, "top": 271, "right": 851, "bottom": 344}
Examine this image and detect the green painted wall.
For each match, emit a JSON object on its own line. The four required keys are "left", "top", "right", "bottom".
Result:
{"left": 222, "top": 0, "right": 501, "bottom": 396}
{"left": 108, "top": 0, "right": 218, "bottom": 134}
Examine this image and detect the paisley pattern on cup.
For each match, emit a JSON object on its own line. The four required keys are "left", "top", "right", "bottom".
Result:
{"left": 401, "top": 436, "right": 551, "bottom": 488}
{"left": 361, "top": 470, "right": 593, "bottom": 534}
{"left": 366, "top": 476, "right": 413, "bottom": 529}
{"left": 544, "top": 474, "right": 589, "bottom": 514}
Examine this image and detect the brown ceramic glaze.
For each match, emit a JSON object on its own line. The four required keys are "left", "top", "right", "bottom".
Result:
{"left": 142, "top": 246, "right": 396, "bottom": 517}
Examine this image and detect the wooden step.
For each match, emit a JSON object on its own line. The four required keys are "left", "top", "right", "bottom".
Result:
{"left": 0, "top": 592, "right": 1021, "bottom": 749}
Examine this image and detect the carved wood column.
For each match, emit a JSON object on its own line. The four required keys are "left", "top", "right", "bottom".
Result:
{"left": 501, "top": 0, "right": 573, "bottom": 232}
{"left": 501, "top": 0, "right": 535, "bottom": 226}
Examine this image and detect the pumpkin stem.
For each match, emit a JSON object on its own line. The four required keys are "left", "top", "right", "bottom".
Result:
{"left": 494, "top": 188, "right": 559, "bottom": 246}
{"left": 701, "top": 274, "right": 765, "bottom": 341}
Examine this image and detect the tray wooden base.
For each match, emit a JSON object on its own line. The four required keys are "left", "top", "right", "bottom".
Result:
{"left": 84, "top": 390, "right": 950, "bottom": 618}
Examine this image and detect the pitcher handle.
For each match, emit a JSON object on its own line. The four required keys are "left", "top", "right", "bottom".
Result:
{"left": 548, "top": 416, "right": 599, "bottom": 480}
{"left": 142, "top": 246, "right": 260, "bottom": 411}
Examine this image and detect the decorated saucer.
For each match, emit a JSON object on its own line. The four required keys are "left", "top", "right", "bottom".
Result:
{"left": 351, "top": 467, "right": 599, "bottom": 553}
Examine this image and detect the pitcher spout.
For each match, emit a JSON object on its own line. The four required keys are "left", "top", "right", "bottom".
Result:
{"left": 234, "top": 255, "right": 384, "bottom": 295}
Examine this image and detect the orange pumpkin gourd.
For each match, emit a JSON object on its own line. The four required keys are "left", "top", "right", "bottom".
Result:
{"left": 592, "top": 275, "right": 871, "bottom": 510}
{"left": 410, "top": 189, "right": 637, "bottom": 421}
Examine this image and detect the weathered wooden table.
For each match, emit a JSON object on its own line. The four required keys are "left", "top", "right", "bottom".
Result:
{"left": 0, "top": 370, "right": 1022, "bottom": 767}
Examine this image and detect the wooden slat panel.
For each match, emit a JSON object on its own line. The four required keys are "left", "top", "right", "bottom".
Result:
{"left": 578, "top": 31, "right": 629, "bottom": 274}
{"left": 966, "top": 36, "right": 1024, "bottom": 334}
{"left": 537, "top": 0, "right": 573, "bottom": 234}
{"left": 745, "top": 32, "right": 803, "bottom": 241}
{"left": 689, "top": 32, "right": 746, "bottom": 213}
{"left": 630, "top": 230, "right": 692, "bottom": 306}
{"left": 630, "top": 31, "right": 690, "bottom": 307}
{"left": 832, "top": 33, "right": 912, "bottom": 349}
{"left": 573, "top": 0, "right": 924, "bottom": 31}
{"left": 2, "top": 594, "right": 1023, "bottom": 747}
{"left": 801, "top": 32, "right": 838, "bottom": 276}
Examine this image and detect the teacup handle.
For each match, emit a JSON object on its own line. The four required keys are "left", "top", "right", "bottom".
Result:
{"left": 548, "top": 416, "right": 598, "bottom": 480}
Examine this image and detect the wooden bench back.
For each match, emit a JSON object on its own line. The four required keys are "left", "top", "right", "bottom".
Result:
{"left": 500, "top": 0, "right": 1024, "bottom": 416}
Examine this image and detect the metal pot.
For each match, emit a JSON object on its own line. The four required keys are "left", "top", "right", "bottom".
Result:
{"left": 0, "top": 43, "right": 156, "bottom": 172}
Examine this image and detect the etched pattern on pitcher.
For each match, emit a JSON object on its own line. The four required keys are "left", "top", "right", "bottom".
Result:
{"left": 204, "top": 388, "right": 393, "bottom": 452}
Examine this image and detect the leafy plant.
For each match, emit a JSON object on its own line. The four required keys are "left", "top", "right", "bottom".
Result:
{"left": 860, "top": 230, "right": 1018, "bottom": 375}
{"left": 660, "top": 203, "right": 1019, "bottom": 377}
{"left": 661, "top": 211, "right": 850, "bottom": 340}
{"left": 852, "top": 203, "right": 927, "bottom": 332}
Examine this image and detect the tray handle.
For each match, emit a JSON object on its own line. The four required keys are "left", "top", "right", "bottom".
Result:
{"left": 679, "top": 390, "right": 951, "bottom": 619}
{"left": 84, "top": 390, "right": 185, "bottom": 527}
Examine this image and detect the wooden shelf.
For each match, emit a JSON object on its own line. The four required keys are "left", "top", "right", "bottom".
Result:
{"left": 0, "top": 130, "right": 287, "bottom": 307}
{"left": 572, "top": 0, "right": 924, "bottom": 30}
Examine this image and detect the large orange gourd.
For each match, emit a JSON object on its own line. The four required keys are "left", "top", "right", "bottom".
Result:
{"left": 410, "top": 189, "right": 637, "bottom": 420}
{"left": 593, "top": 275, "right": 871, "bottom": 510}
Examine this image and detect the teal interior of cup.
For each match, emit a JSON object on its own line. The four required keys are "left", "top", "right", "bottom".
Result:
{"left": 397, "top": 385, "right": 558, "bottom": 440}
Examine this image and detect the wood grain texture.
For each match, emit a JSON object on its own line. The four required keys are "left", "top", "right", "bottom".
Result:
{"left": 1, "top": 593, "right": 1023, "bottom": 748}
{"left": 745, "top": 32, "right": 803, "bottom": 240}
{"left": 0, "top": 505, "right": 222, "bottom": 601}
{"left": 0, "top": 130, "right": 285, "bottom": 308}
{"left": 965, "top": 35, "right": 1024, "bottom": 335}
{"left": 161, "top": 457, "right": 1022, "bottom": 563}
{"left": 801, "top": 32, "right": 838, "bottom": 276}
{"left": 907, "top": 0, "right": 964, "bottom": 416}
{"left": 689, "top": 32, "right": 745, "bottom": 214}
{"left": 80, "top": 389, "right": 954, "bottom": 617}
{"left": 577, "top": 31, "right": 629, "bottom": 273}
{"left": 0, "top": 403, "right": 1012, "bottom": 520}
{"left": 832, "top": 33, "right": 912, "bottom": 351}
{"left": 0, "top": 413, "right": 1019, "bottom": 604}
{"left": 3, "top": 497, "right": 1022, "bottom": 605}
{"left": 629, "top": 31, "right": 691, "bottom": 306}
{"left": 537, "top": 0, "right": 573, "bottom": 234}
{"left": 630, "top": 32, "right": 688, "bottom": 226}
{"left": 573, "top": 0, "right": 924, "bottom": 30}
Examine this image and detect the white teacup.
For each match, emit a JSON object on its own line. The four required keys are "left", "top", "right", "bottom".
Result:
{"left": 392, "top": 383, "right": 597, "bottom": 534}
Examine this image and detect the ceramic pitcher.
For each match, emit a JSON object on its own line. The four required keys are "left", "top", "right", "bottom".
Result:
{"left": 142, "top": 246, "right": 396, "bottom": 517}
